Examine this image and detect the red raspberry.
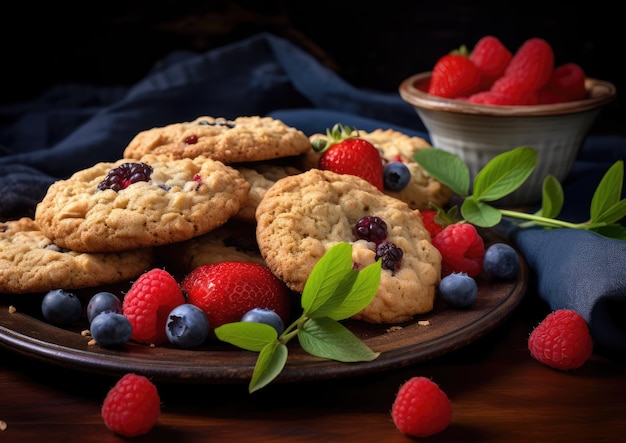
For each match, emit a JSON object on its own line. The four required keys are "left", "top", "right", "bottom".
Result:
{"left": 541, "top": 63, "right": 587, "bottom": 102}
{"left": 504, "top": 37, "right": 554, "bottom": 91}
{"left": 489, "top": 76, "right": 539, "bottom": 105}
{"left": 470, "top": 35, "right": 512, "bottom": 90}
{"left": 528, "top": 309, "right": 593, "bottom": 370}
{"left": 428, "top": 53, "right": 482, "bottom": 98}
{"left": 391, "top": 376, "right": 452, "bottom": 437}
{"left": 122, "top": 268, "right": 186, "bottom": 345}
{"left": 420, "top": 209, "right": 444, "bottom": 238}
{"left": 432, "top": 223, "right": 484, "bottom": 277}
{"left": 101, "top": 373, "right": 160, "bottom": 437}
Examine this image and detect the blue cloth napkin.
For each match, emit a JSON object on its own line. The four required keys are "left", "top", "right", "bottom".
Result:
{"left": 1, "top": 32, "right": 624, "bottom": 353}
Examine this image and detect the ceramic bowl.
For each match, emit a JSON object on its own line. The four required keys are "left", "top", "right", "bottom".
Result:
{"left": 399, "top": 72, "right": 617, "bottom": 206}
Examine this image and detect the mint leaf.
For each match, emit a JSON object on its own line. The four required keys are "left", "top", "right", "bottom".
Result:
{"left": 461, "top": 198, "right": 502, "bottom": 227}
{"left": 301, "top": 242, "right": 355, "bottom": 315}
{"left": 472, "top": 147, "right": 537, "bottom": 202}
{"left": 538, "top": 175, "right": 564, "bottom": 219}
{"left": 413, "top": 148, "right": 470, "bottom": 196}
{"left": 590, "top": 160, "right": 625, "bottom": 224}
{"left": 249, "top": 342, "right": 288, "bottom": 393}
{"left": 299, "top": 317, "right": 379, "bottom": 362}
{"left": 215, "top": 322, "right": 277, "bottom": 352}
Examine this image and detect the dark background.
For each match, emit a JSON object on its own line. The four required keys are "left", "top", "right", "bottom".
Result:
{"left": 1, "top": 0, "right": 623, "bottom": 134}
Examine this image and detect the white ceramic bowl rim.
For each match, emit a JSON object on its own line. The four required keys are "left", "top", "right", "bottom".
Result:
{"left": 399, "top": 72, "right": 617, "bottom": 117}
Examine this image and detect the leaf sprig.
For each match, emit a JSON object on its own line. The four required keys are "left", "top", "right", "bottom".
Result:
{"left": 214, "top": 242, "right": 381, "bottom": 393}
{"left": 414, "top": 146, "right": 626, "bottom": 240}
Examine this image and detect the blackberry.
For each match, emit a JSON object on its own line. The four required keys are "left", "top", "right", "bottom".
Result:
{"left": 355, "top": 216, "right": 388, "bottom": 244}
{"left": 97, "top": 162, "right": 153, "bottom": 192}
{"left": 376, "top": 241, "right": 403, "bottom": 272}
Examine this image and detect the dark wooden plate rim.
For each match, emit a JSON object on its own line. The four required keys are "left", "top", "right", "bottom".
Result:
{"left": 0, "top": 233, "right": 528, "bottom": 384}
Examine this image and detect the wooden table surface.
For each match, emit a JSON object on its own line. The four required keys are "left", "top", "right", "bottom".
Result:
{"left": 1, "top": 293, "right": 624, "bottom": 443}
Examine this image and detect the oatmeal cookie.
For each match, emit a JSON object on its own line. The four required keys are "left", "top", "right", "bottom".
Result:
{"left": 122, "top": 116, "right": 311, "bottom": 162}
{"left": 35, "top": 154, "right": 250, "bottom": 253}
{"left": 302, "top": 128, "right": 452, "bottom": 210}
{"left": 158, "top": 220, "right": 265, "bottom": 273}
{"left": 0, "top": 218, "right": 155, "bottom": 293}
{"left": 255, "top": 168, "right": 441, "bottom": 324}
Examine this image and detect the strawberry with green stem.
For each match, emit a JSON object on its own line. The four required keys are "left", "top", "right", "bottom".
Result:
{"left": 312, "top": 123, "right": 384, "bottom": 191}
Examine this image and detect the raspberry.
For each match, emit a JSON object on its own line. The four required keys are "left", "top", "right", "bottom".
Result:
{"left": 470, "top": 35, "right": 512, "bottom": 90}
{"left": 428, "top": 53, "right": 482, "bottom": 98}
{"left": 391, "top": 376, "right": 452, "bottom": 437}
{"left": 490, "top": 75, "right": 539, "bottom": 105}
{"left": 101, "top": 373, "right": 160, "bottom": 437}
{"left": 541, "top": 63, "right": 587, "bottom": 102}
{"left": 504, "top": 37, "right": 554, "bottom": 92}
{"left": 122, "top": 268, "right": 186, "bottom": 345}
{"left": 431, "top": 223, "right": 484, "bottom": 277}
{"left": 528, "top": 309, "right": 593, "bottom": 370}
{"left": 419, "top": 209, "right": 444, "bottom": 238}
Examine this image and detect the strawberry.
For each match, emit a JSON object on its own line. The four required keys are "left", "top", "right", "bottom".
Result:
{"left": 470, "top": 35, "right": 512, "bottom": 90}
{"left": 427, "top": 53, "right": 481, "bottom": 98}
{"left": 122, "top": 268, "right": 186, "bottom": 345}
{"left": 181, "top": 262, "right": 292, "bottom": 334}
{"left": 419, "top": 209, "right": 445, "bottom": 238}
{"left": 504, "top": 37, "right": 554, "bottom": 92}
{"left": 312, "top": 124, "right": 384, "bottom": 191}
{"left": 391, "top": 376, "right": 452, "bottom": 437}
{"left": 528, "top": 309, "right": 593, "bottom": 370}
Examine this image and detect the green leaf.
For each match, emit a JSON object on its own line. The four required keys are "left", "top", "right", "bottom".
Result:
{"left": 590, "top": 160, "right": 625, "bottom": 223}
{"left": 591, "top": 223, "right": 626, "bottom": 241}
{"left": 214, "top": 322, "right": 277, "bottom": 352}
{"left": 298, "top": 317, "right": 379, "bottom": 362}
{"left": 249, "top": 342, "right": 288, "bottom": 393}
{"left": 538, "top": 175, "right": 564, "bottom": 219}
{"left": 594, "top": 199, "right": 626, "bottom": 226}
{"left": 472, "top": 147, "right": 537, "bottom": 201}
{"left": 301, "top": 242, "right": 356, "bottom": 315}
{"left": 308, "top": 259, "right": 381, "bottom": 321}
{"left": 461, "top": 198, "right": 502, "bottom": 227}
{"left": 413, "top": 148, "right": 470, "bottom": 196}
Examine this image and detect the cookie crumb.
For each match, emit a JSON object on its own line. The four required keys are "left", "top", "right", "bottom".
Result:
{"left": 81, "top": 329, "right": 91, "bottom": 337}
{"left": 8, "top": 305, "right": 16, "bottom": 314}
{"left": 418, "top": 320, "right": 430, "bottom": 326}
{"left": 88, "top": 339, "right": 97, "bottom": 346}
{"left": 0, "top": 420, "right": 7, "bottom": 431}
{"left": 387, "top": 326, "right": 403, "bottom": 333}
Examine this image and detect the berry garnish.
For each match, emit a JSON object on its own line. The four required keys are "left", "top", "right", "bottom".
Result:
{"left": 87, "top": 291, "right": 122, "bottom": 324}
{"left": 122, "top": 268, "right": 186, "bottom": 345}
{"left": 355, "top": 215, "right": 388, "bottom": 244}
{"left": 391, "top": 376, "right": 452, "bottom": 437}
{"left": 90, "top": 312, "right": 132, "bottom": 347}
{"left": 241, "top": 308, "right": 285, "bottom": 335}
{"left": 419, "top": 209, "right": 445, "bottom": 238}
{"left": 528, "top": 309, "right": 593, "bottom": 371}
{"left": 182, "top": 262, "right": 292, "bottom": 334}
{"left": 438, "top": 272, "right": 477, "bottom": 308}
{"left": 101, "top": 373, "right": 160, "bottom": 437}
{"left": 428, "top": 52, "right": 482, "bottom": 98}
{"left": 482, "top": 243, "right": 519, "bottom": 279}
{"left": 503, "top": 37, "right": 554, "bottom": 92}
{"left": 540, "top": 62, "right": 587, "bottom": 103}
{"left": 41, "top": 289, "right": 82, "bottom": 325}
{"left": 165, "top": 303, "right": 210, "bottom": 349}
{"left": 431, "top": 223, "right": 484, "bottom": 277}
{"left": 375, "top": 241, "right": 403, "bottom": 272}
{"left": 470, "top": 35, "right": 512, "bottom": 90}
{"left": 97, "top": 162, "right": 153, "bottom": 192}
{"left": 312, "top": 124, "right": 384, "bottom": 191}
{"left": 383, "top": 161, "right": 411, "bottom": 191}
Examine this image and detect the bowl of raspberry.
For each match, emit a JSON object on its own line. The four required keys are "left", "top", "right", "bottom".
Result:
{"left": 399, "top": 36, "right": 617, "bottom": 206}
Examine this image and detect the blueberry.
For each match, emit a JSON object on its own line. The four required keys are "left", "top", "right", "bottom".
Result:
{"left": 383, "top": 162, "right": 411, "bottom": 191}
{"left": 41, "top": 289, "right": 82, "bottom": 325}
{"left": 241, "top": 308, "right": 285, "bottom": 335}
{"left": 90, "top": 312, "right": 132, "bottom": 347}
{"left": 87, "top": 291, "right": 122, "bottom": 324}
{"left": 483, "top": 243, "right": 519, "bottom": 279}
{"left": 438, "top": 272, "right": 478, "bottom": 309}
{"left": 165, "top": 304, "right": 209, "bottom": 349}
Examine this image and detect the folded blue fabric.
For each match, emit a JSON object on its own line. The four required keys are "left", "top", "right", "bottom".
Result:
{"left": 1, "top": 32, "right": 624, "bottom": 353}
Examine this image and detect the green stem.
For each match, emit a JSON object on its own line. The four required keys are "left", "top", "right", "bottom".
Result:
{"left": 499, "top": 209, "right": 607, "bottom": 230}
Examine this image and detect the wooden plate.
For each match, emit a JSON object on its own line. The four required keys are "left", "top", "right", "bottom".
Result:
{"left": 0, "top": 231, "right": 527, "bottom": 384}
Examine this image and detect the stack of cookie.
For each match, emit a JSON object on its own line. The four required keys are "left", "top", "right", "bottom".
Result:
{"left": 1, "top": 115, "right": 451, "bottom": 324}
